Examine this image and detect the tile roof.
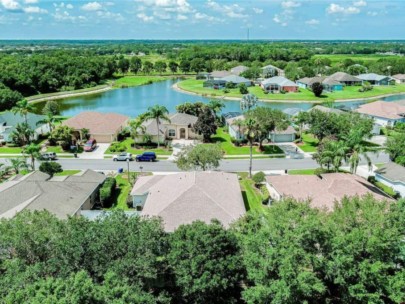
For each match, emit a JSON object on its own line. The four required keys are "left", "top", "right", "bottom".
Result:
{"left": 266, "top": 173, "right": 390, "bottom": 211}
{"left": 63, "top": 112, "right": 129, "bottom": 135}
{"left": 209, "top": 70, "right": 233, "bottom": 78}
{"left": 132, "top": 172, "right": 246, "bottom": 232}
{"left": 140, "top": 113, "right": 198, "bottom": 136}
{"left": 355, "top": 101, "right": 405, "bottom": 120}
{"left": 375, "top": 162, "right": 405, "bottom": 183}
{"left": 270, "top": 125, "right": 296, "bottom": 135}
{"left": 328, "top": 72, "right": 361, "bottom": 83}
{"left": 168, "top": 113, "right": 198, "bottom": 125}
{"left": 392, "top": 74, "right": 405, "bottom": 80}
{"left": 0, "top": 170, "right": 106, "bottom": 219}
{"left": 309, "top": 105, "right": 344, "bottom": 114}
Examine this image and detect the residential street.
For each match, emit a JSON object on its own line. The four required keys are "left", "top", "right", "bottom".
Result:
{"left": 1, "top": 152, "right": 389, "bottom": 173}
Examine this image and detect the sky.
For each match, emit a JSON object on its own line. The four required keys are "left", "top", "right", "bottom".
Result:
{"left": 0, "top": 0, "right": 404, "bottom": 40}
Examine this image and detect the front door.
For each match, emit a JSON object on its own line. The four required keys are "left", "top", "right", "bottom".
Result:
{"left": 180, "top": 128, "right": 186, "bottom": 139}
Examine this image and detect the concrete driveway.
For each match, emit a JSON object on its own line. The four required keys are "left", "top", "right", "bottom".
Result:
{"left": 78, "top": 143, "right": 110, "bottom": 160}
{"left": 368, "top": 135, "right": 387, "bottom": 146}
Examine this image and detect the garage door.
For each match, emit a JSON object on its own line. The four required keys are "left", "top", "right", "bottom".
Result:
{"left": 274, "top": 134, "right": 294, "bottom": 143}
{"left": 92, "top": 134, "right": 113, "bottom": 143}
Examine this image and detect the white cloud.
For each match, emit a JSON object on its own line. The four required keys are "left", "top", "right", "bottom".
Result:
{"left": 176, "top": 14, "right": 187, "bottom": 20}
{"left": 81, "top": 2, "right": 103, "bottom": 11}
{"left": 136, "top": 0, "right": 193, "bottom": 13}
{"left": 273, "top": 14, "right": 287, "bottom": 26}
{"left": 137, "top": 12, "right": 153, "bottom": 22}
{"left": 305, "top": 18, "right": 319, "bottom": 25}
{"left": 24, "top": 5, "right": 47, "bottom": 13}
{"left": 24, "top": 0, "right": 38, "bottom": 3}
{"left": 367, "top": 11, "right": 377, "bottom": 16}
{"left": 353, "top": 0, "right": 367, "bottom": 7}
{"left": 53, "top": 10, "right": 86, "bottom": 22}
{"left": 281, "top": 1, "right": 301, "bottom": 9}
{"left": 0, "top": 0, "right": 22, "bottom": 11}
{"left": 207, "top": 0, "right": 247, "bottom": 18}
{"left": 326, "top": 3, "right": 360, "bottom": 15}
{"left": 66, "top": 3, "right": 73, "bottom": 9}
{"left": 253, "top": 7, "right": 263, "bottom": 14}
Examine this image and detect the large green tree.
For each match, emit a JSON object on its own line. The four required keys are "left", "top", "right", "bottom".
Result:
{"left": 176, "top": 143, "right": 223, "bottom": 171}
{"left": 193, "top": 107, "right": 217, "bottom": 142}
{"left": 23, "top": 143, "right": 41, "bottom": 170}
{"left": 244, "top": 118, "right": 261, "bottom": 177}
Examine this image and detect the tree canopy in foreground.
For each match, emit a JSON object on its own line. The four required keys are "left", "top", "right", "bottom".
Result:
{"left": 0, "top": 196, "right": 403, "bottom": 303}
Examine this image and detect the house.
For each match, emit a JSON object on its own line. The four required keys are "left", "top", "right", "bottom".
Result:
{"left": 309, "top": 105, "right": 344, "bottom": 114}
{"left": 392, "top": 74, "right": 405, "bottom": 84}
{"left": 226, "top": 115, "right": 245, "bottom": 140}
{"left": 269, "top": 126, "right": 296, "bottom": 143}
{"left": 136, "top": 113, "right": 201, "bottom": 144}
{"left": 0, "top": 170, "right": 106, "bottom": 219}
{"left": 63, "top": 112, "right": 129, "bottom": 143}
{"left": 230, "top": 65, "right": 249, "bottom": 76}
{"left": 327, "top": 72, "right": 362, "bottom": 86}
{"left": 355, "top": 101, "right": 405, "bottom": 127}
{"left": 357, "top": 73, "right": 394, "bottom": 86}
{"left": 296, "top": 76, "right": 343, "bottom": 91}
{"left": 208, "top": 70, "right": 233, "bottom": 80}
{"left": 203, "top": 79, "right": 227, "bottom": 89}
{"left": 130, "top": 172, "right": 246, "bottom": 232}
{"left": 266, "top": 173, "right": 390, "bottom": 211}
{"left": 261, "top": 64, "right": 285, "bottom": 77}
{"left": 375, "top": 162, "right": 405, "bottom": 198}
{"left": 260, "top": 76, "right": 299, "bottom": 93}
{"left": 282, "top": 108, "right": 303, "bottom": 118}
{"left": 221, "top": 75, "right": 252, "bottom": 87}
{"left": 0, "top": 112, "right": 50, "bottom": 144}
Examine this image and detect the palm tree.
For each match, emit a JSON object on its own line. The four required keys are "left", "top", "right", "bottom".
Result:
{"left": 23, "top": 143, "right": 41, "bottom": 171}
{"left": 316, "top": 140, "right": 348, "bottom": 172}
{"left": 348, "top": 143, "right": 372, "bottom": 174}
{"left": 129, "top": 118, "right": 146, "bottom": 144}
{"left": 0, "top": 163, "right": 10, "bottom": 182}
{"left": 10, "top": 123, "right": 34, "bottom": 146}
{"left": 207, "top": 99, "right": 225, "bottom": 118}
{"left": 12, "top": 99, "right": 35, "bottom": 125}
{"left": 295, "top": 111, "right": 308, "bottom": 143}
{"left": 240, "top": 93, "right": 258, "bottom": 112}
{"left": 244, "top": 118, "right": 261, "bottom": 178}
{"left": 9, "top": 158, "right": 28, "bottom": 174}
{"left": 143, "top": 105, "right": 171, "bottom": 148}
{"left": 37, "top": 112, "right": 57, "bottom": 138}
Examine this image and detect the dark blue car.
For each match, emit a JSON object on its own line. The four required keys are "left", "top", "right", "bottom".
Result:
{"left": 135, "top": 152, "right": 157, "bottom": 162}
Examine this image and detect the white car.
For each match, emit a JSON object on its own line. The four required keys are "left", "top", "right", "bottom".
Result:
{"left": 113, "top": 152, "right": 133, "bottom": 161}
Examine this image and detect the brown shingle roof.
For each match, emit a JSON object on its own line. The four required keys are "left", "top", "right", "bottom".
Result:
{"left": 63, "top": 112, "right": 129, "bottom": 135}
{"left": 132, "top": 172, "right": 246, "bottom": 232}
{"left": 266, "top": 173, "right": 390, "bottom": 211}
{"left": 356, "top": 101, "right": 405, "bottom": 120}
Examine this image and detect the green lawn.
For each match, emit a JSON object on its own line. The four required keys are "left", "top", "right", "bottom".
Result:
{"left": 54, "top": 170, "right": 81, "bottom": 176}
{"left": 114, "top": 76, "right": 167, "bottom": 88}
{"left": 211, "top": 128, "right": 284, "bottom": 156}
{"left": 298, "top": 133, "right": 319, "bottom": 152}
{"left": 108, "top": 174, "right": 132, "bottom": 210}
{"left": 288, "top": 169, "right": 318, "bottom": 175}
{"left": 238, "top": 173, "right": 267, "bottom": 211}
{"left": 105, "top": 137, "right": 172, "bottom": 156}
{"left": 0, "top": 146, "right": 23, "bottom": 154}
{"left": 374, "top": 181, "right": 396, "bottom": 197}
{"left": 177, "top": 79, "right": 405, "bottom": 102}
{"left": 313, "top": 54, "right": 401, "bottom": 65}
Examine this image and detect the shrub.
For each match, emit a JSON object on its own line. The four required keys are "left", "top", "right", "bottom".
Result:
{"left": 99, "top": 177, "right": 117, "bottom": 207}
{"left": 311, "top": 82, "right": 323, "bottom": 97}
{"left": 39, "top": 162, "right": 63, "bottom": 177}
{"left": 223, "top": 88, "right": 230, "bottom": 94}
{"left": 109, "top": 142, "right": 126, "bottom": 153}
{"left": 239, "top": 83, "right": 249, "bottom": 94}
{"left": 252, "top": 171, "right": 266, "bottom": 187}
{"left": 226, "top": 82, "right": 236, "bottom": 89}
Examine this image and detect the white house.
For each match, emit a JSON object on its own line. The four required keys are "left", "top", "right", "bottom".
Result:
{"left": 355, "top": 101, "right": 405, "bottom": 127}
{"left": 375, "top": 162, "right": 405, "bottom": 198}
{"left": 0, "top": 112, "right": 50, "bottom": 144}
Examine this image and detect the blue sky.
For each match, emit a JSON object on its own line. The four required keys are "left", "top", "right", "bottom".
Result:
{"left": 0, "top": 0, "right": 404, "bottom": 40}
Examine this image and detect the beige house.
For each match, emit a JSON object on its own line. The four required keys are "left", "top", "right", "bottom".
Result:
{"left": 0, "top": 170, "right": 106, "bottom": 219}
{"left": 392, "top": 74, "right": 405, "bottom": 84}
{"left": 266, "top": 173, "right": 390, "bottom": 211}
{"left": 136, "top": 113, "right": 201, "bottom": 144}
{"left": 131, "top": 172, "right": 246, "bottom": 232}
{"left": 63, "top": 112, "right": 129, "bottom": 143}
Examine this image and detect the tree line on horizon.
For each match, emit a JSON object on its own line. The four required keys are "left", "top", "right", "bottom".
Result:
{"left": 0, "top": 196, "right": 403, "bottom": 303}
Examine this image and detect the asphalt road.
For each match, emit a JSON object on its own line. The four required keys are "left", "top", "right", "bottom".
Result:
{"left": 1, "top": 152, "right": 389, "bottom": 173}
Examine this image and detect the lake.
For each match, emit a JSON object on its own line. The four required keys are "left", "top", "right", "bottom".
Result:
{"left": 33, "top": 79, "right": 405, "bottom": 117}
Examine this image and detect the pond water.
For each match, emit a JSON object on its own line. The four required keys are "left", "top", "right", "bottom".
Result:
{"left": 33, "top": 79, "right": 405, "bottom": 117}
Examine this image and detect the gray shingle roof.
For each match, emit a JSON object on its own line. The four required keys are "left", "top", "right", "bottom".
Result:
{"left": 132, "top": 172, "right": 246, "bottom": 232}
{"left": 328, "top": 72, "right": 361, "bottom": 83}
{"left": 357, "top": 73, "right": 391, "bottom": 82}
{"left": 221, "top": 75, "right": 251, "bottom": 84}
{"left": 261, "top": 76, "right": 297, "bottom": 87}
{"left": 141, "top": 113, "right": 198, "bottom": 136}
{"left": 168, "top": 113, "right": 198, "bottom": 125}
{"left": 0, "top": 170, "right": 106, "bottom": 219}
{"left": 375, "top": 162, "right": 405, "bottom": 183}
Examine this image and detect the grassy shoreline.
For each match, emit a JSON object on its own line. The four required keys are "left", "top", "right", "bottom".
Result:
{"left": 176, "top": 79, "right": 405, "bottom": 103}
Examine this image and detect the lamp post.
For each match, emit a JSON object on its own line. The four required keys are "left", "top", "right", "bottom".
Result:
{"left": 139, "top": 166, "right": 143, "bottom": 173}
{"left": 127, "top": 159, "right": 130, "bottom": 184}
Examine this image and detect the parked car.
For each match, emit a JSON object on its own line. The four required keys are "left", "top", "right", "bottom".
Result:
{"left": 135, "top": 152, "right": 157, "bottom": 162}
{"left": 113, "top": 152, "right": 133, "bottom": 161}
{"left": 84, "top": 139, "right": 97, "bottom": 152}
{"left": 40, "top": 152, "right": 57, "bottom": 160}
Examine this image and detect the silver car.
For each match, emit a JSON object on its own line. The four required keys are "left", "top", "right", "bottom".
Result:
{"left": 113, "top": 152, "right": 133, "bottom": 161}
{"left": 41, "top": 152, "right": 57, "bottom": 160}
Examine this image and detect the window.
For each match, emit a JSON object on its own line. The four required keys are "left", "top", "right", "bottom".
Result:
{"left": 169, "top": 129, "right": 176, "bottom": 137}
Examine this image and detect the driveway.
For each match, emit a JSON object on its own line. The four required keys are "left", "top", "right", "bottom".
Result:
{"left": 168, "top": 139, "right": 198, "bottom": 161}
{"left": 367, "top": 135, "right": 387, "bottom": 146}
{"left": 78, "top": 143, "right": 110, "bottom": 160}
{"left": 276, "top": 143, "right": 307, "bottom": 158}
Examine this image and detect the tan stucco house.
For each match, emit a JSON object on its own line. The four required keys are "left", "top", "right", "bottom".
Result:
{"left": 136, "top": 113, "right": 201, "bottom": 144}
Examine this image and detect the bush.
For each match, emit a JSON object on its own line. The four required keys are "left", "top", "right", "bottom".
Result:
{"left": 109, "top": 142, "right": 126, "bottom": 153}
{"left": 252, "top": 171, "right": 266, "bottom": 187}
{"left": 239, "top": 83, "right": 248, "bottom": 94}
{"left": 99, "top": 177, "right": 117, "bottom": 207}
{"left": 226, "top": 82, "right": 236, "bottom": 89}
{"left": 39, "top": 162, "right": 63, "bottom": 177}
{"left": 223, "top": 88, "right": 230, "bottom": 94}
